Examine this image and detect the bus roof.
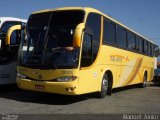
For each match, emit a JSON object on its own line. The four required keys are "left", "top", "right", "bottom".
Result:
{"left": 0, "top": 17, "right": 27, "bottom": 24}
{"left": 31, "top": 7, "right": 155, "bottom": 45}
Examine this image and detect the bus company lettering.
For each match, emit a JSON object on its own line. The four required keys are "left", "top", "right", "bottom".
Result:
{"left": 110, "top": 55, "right": 129, "bottom": 62}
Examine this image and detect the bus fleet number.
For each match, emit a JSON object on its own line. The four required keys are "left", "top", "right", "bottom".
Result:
{"left": 0, "top": 74, "right": 10, "bottom": 79}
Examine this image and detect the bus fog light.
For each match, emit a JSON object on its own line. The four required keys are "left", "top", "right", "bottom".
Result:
{"left": 65, "top": 87, "right": 76, "bottom": 92}
{"left": 70, "top": 87, "right": 76, "bottom": 91}
{"left": 65, "top": 88, "right": 69, "bottom": 92}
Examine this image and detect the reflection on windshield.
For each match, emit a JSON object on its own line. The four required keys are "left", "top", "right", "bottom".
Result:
{"left": 19, "top": 10, "right": 84, "bottom": 69}
{"left": 43, "top": 47, "right": 79, "bottom": 68}
{"left": 46, "top": 26, "right": 73, "bottom": 48}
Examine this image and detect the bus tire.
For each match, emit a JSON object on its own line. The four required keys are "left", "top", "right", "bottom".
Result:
{"left": 97, "top": 73, "right": 110, "bottom": 98}
{"left": 140, "top": 72, "right": 147, "bottom": 88}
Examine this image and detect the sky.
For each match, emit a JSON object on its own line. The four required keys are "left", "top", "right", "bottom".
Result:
{"left": 0, "top": 0, "right": 160, "bottom": 46}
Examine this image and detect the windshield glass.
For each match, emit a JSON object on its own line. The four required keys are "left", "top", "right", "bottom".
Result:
{"left": 19, "top": 10, "right": 84, "bottom": 69}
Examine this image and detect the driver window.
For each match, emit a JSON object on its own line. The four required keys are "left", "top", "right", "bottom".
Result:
{"left": 81, "top": 33, "right": 92, "bottom": 67}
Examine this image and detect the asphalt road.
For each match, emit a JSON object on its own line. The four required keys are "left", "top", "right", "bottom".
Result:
{"left": 0, "top": 82, "right": 160, "bottom": 119}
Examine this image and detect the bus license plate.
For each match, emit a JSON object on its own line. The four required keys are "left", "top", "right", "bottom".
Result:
{"left": 35, "top": 85, "right": 45, "bottom": 90}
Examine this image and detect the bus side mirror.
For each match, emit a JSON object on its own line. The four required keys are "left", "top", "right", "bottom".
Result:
{"left": 73, "top": 23, "right": 85, "bottom": 48}
{"left": 6, "top": 25, "right": 21, "bottom": 45}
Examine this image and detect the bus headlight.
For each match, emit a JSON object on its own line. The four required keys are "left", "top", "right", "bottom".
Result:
{"left": 17, "top": 72, "right": 27, "bottom": 79}
{"left": 56, "top": 76, "right": 77, "bottom": 82}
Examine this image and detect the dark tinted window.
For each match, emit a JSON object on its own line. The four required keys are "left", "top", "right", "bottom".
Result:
{"left": 81, "top": 13, "right": 101, "bottom": 67}
{"left": 10, "top": 30, "right": 21, "bottom": 59}
{"left": 28, "top": 10, "right": 84, "bottom": 29}
{"left": 28, "top": 13, "right": 51, "bottom": 29}
{"left": 81, "top": 34, "right": 92, "bottom": 67}
{"left": 103, "top": 18, "right": 116, "bottom": 45}
{"left": 139, "top": 38, "right": 143, "bottom": 53}
{"left": 117, "top": 26, "right": 127, "bottom": 48}
{"left": 136, "top": 36, "right": 140, "bottom": 51}
{"left": 10, "top": 30, "right": 21, "bottom": 45}
{"left": 50, "top": 11, "right": 84, "bottom": 26}
{"left": 143, "top": 40, "right": 148, "bottom": 54}
{"left": 48, "top": 11, "right": 84, "bottom": 48}
{"left": 1, "top": 21, "right": 21, "bottom": 33}
{"left": 0, "top": 21, "right": 21, "bottom": 62}
{"left": 146, "top": 42, "right": 149, "bottom": 55}
{"left": 148, "top": 43, "right": 151, "bottom": 56}
{"left": 150, "top": 44, "right": 154, "bottom": 56}
{"left": 27, "top": 10, "right": 84, "bottom": 53}
{"left": 86, "top": 13, "right": 101, "bottom": 62}
{"left": 127, "top": 31, "right": 136, "bottom": 50}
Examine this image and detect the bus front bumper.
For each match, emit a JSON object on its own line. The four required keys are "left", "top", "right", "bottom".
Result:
{"left": 17, "top": 78, "right": 79, "bottom": 95}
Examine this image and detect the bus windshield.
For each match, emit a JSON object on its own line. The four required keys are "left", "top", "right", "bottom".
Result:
{"left": 19, "top": 10, "right": 84, "bottom": 69}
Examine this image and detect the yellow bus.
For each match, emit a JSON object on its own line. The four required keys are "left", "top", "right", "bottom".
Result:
{"left": 17, "top": 7, "right": 157, "bottom": 98}
{"left": 0, "top": 17, "right": 26, "bottom": 84}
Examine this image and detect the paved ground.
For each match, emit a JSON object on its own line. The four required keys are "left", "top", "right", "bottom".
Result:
{"left": 0, "top": 82, "right": 160, "bottom": 119}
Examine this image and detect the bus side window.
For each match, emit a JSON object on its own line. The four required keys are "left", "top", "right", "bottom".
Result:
{"left": 136, "top": 36, "right": 140, "bottom": 51}
{"left": 148, "top": 42, "right": 151, "bottom": 56}
{"left": 151, "top": 44, "right": 154, "bottom": 56}
{"left": 139, "top": 38, "right": 143, "bottom": 53}
{"left": 127, "top": 31, "right": 136, "bottom": 50}
{"left": 103, "top": 18, "right": 116, "bottom": 45}
{"left": 143, "top": 40, "right": 148, "bottom": 55}
{"left": 81, "top": 33, "right": 92, "bottom": 67}
{"left": 10, "top": 30, "right": 21, "bottom": 45}
{"left": 116, "top": 25, "right": 127, "bottom": 48}
{"left": 10, "top": 30, "right": 21, "bottom": 57}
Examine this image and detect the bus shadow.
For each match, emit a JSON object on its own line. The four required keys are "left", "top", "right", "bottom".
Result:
{"left": 0, "top": 82, "right": 158, "bottom": 105}
{"left": 111, "top": 81, "right": 160, "bottom": 94}
{"left": 0, "top": 86, "right": 88, "bottom": 105}
{"left": 112, "top": 84, "right": 141, "bottom": 93}
{"left": 0, "top": 84, "right": 19, "bottom": 92}
{"left": 149, "top": 81, "right": 160, "bottom": 87}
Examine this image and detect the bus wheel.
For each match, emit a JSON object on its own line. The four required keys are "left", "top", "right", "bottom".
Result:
{"left": 141, "top": 72, "right": 147, "bottom": 88}
{"left": 97, "top": 74, "right": 109, "bottom": 98}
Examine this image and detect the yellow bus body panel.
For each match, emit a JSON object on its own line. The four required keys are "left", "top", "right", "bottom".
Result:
{"left": 17, "top": 67, "right": 80, "bottom": 95}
